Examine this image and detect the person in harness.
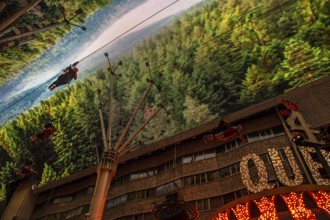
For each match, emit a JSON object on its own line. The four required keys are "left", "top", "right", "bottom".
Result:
{"left": 48, "top": 62, "right": 79, "bottom": 91}
{"left": 29, "top": 122, "right": 56, "bottom": 142}
{"left": 16, "top": 159, "right": 39, "bottom": 189}
{"left": 16, "top": 159, "right": 38, "bottom": 176}
{"left": 205, "top": 124, "right": 248, "bottom": 143}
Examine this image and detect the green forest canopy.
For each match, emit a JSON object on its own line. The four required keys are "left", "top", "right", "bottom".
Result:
{"left": 0, "top": 0, "right": 329, "bottom": 199}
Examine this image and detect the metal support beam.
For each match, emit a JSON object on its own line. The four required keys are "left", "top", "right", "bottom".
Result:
{"left": 114, "top": 81, "right": 154, "bottom": 151}
{"left": 86, "top": 150, "right": 118, "bottom": 220}
{"left": 275, "top": 106, "right": 314, "bottom": 184}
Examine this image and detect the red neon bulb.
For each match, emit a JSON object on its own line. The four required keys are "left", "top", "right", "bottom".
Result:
{"left": 281, "top": 192, "right": 316, "bottom": 219}
{"left": 309, "top": 191, "right": 330, "bottom": 216}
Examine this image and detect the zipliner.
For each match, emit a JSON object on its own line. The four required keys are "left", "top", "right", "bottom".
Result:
{"left": 204, "top": 124, "right": 248, "bottom": 143}
{"left": 48, "top": 62, "right": 79, "bottom": 91}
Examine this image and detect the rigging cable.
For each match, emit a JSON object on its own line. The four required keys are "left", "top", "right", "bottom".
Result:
{"left": 78, "top": 0, "right": 179, "bottom": 63}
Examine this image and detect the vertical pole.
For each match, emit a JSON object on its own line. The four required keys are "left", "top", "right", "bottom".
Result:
{"left": 87, "top": 150, "right": 118, "bottom": 220}
{"left": 107, "top": 69, "right": 113, "bottom": 150}
{"left": 87, "top": 54, "right": 120, "bottom": 220}
{"left": 98, "top": 90, "right": 108, "bottom": 150}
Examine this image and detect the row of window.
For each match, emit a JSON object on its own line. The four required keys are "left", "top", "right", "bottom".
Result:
{"left": 188, "top": 188, "right": 249, "bottom": 212}
{"left": 36, "top": 205, "right": 89, "bottom": 220}
{"left": 113, "top": 161, "right": 175, "bottom": 186}
{"left": 52, "top": 186, "right": 94, "bottom": 204}
{"left": 34, "top": 186, "right": 94, "bottom": 211}
{"left": 110, "top": 188, "right": 250, "bottom": 219}
{"left": 106, "top": 152, "right": 279, "bottom": 209}
{"left": 107, "top": 179, "right": 183, "bottom": 208}
{"left": 113, "top": 126, "right": 285, "bottom": 186}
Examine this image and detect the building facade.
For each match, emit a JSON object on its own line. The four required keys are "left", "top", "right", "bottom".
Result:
{"left": 2, "top": 76, "right": 330, "bottom": 220}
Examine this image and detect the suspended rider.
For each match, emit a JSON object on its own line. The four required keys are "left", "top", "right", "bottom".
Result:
{"left": 48, "top": 62, "right": 79, "bottom": 91}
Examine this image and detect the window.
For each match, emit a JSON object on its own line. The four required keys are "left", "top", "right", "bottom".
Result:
{"left": 210, "top": 196, "right": 223, "bottom": 210}
{"left": 53, "top": 196, "right": 73, "bottom": 204}
{"left": 166, "top": 161, "right": 174, "bottom": 169}
{"left": 106, "top": 199, "right": 114, "bottom": 208}
{"left": 147, "top": 168, "right": 157, "bottom": 176}
{"left": 147, "top": 188, "right": 156, "bottom": 198}
{"left": 195, "top": 173, "right": 206, "bottom": 184}
{"left": 136, "top": 190, "right": 145, "bottom": 200}
{"left": 174, "top": 179, "right": 183, "bottom": 189}
{"left": 225, "top": 142, "right": 232, "bottom": 151}
{"left": 194, "top": 152, "right": 205, "bottom": 161}
{"left": 196, "top": 199, "right": 209, "bottom": 211}
{"left": 204, "top": 149, "right": 216, "bottom": 159}
{"left": 158, "top": 161, "right": 174, "bottom": 173}
{"left": 119, "top": 194, "right": 128, "bottom": 204}
{"left": 65, "top": 206, "right": 83, "bottom": 219}
{"left": 219, "top": 167, "right": 230, "bottom": 178}
{"left": 248, "top": 131, "right": 261, "bottom": 142}
{"left": 223, "top": 192, "right": 235, "bottom": 204}
{"left": 111, "top": 194, "right": 127, "bottom": 207}
{"left": 182, "top": 155, "right": 193, "bottom": 164}
{"left": 128, "top": 192, "right": 136, "bottom": 201}
{"left": 207, "top": 171, "right": 219, "bottom": 182}
{"left": 184, "top": 176, "right": 195, "bottom": 186}
{"left": 139, "top": 172, "right": 147, "bottom": 179}
{"left": 130, "top": 173, "right": 140, "bottom": 180}
{"left": 216, "top": 145, "right": 226, "bottom": 154}
{"left": 265, "top": 128, "right": 273, "bottom": 136}
{"left": 156, "top": 185, "right": 164, "bottom": 195}
{"left": 229, "top": 163, "right": 240, "bottom": 175}
{"left": 176, "top": 157, "right": 183, "bottom": 165}
{"left": 237, "top": 138, "right": 246, "bottom": 147}
{"left": 272, "top": 126, "right": 285, "bottom": 135}
{"left": 164, "top": 182, "right": 175, "bottom": 193}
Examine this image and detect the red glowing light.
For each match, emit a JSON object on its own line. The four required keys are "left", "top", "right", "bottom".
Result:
{"left": 281, "top": 192, "right": 316, "bottom": 219}
{"left": 254, "top": 196, "right": 279, "bottom": 220}
{"left": 309, "top": 191, "right": 330, "bottom": 216}
{"left": 231, "top": 202, "right": 250, "bottom": 220}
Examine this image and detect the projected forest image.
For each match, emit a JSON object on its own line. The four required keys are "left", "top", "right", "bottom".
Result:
{"left": 0, "top": 0, "right": 329, "bottom": 202}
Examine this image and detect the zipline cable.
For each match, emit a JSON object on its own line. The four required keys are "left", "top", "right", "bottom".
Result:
{"left": 78, "top": 0, "right": 179, "bottom": 63}
{"left": 0, "top": 74, "right": 59, "bottom": 115}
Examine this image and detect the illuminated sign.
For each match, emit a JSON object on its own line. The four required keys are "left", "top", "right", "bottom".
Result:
{"left": 213, "top": 191, "right": 330, "bottom": 220}
{"left": 278, "top": 99, "right": 325, "bottom": 145}
{"left": 240, "top": 146, "right": 330, "bottom": 193}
